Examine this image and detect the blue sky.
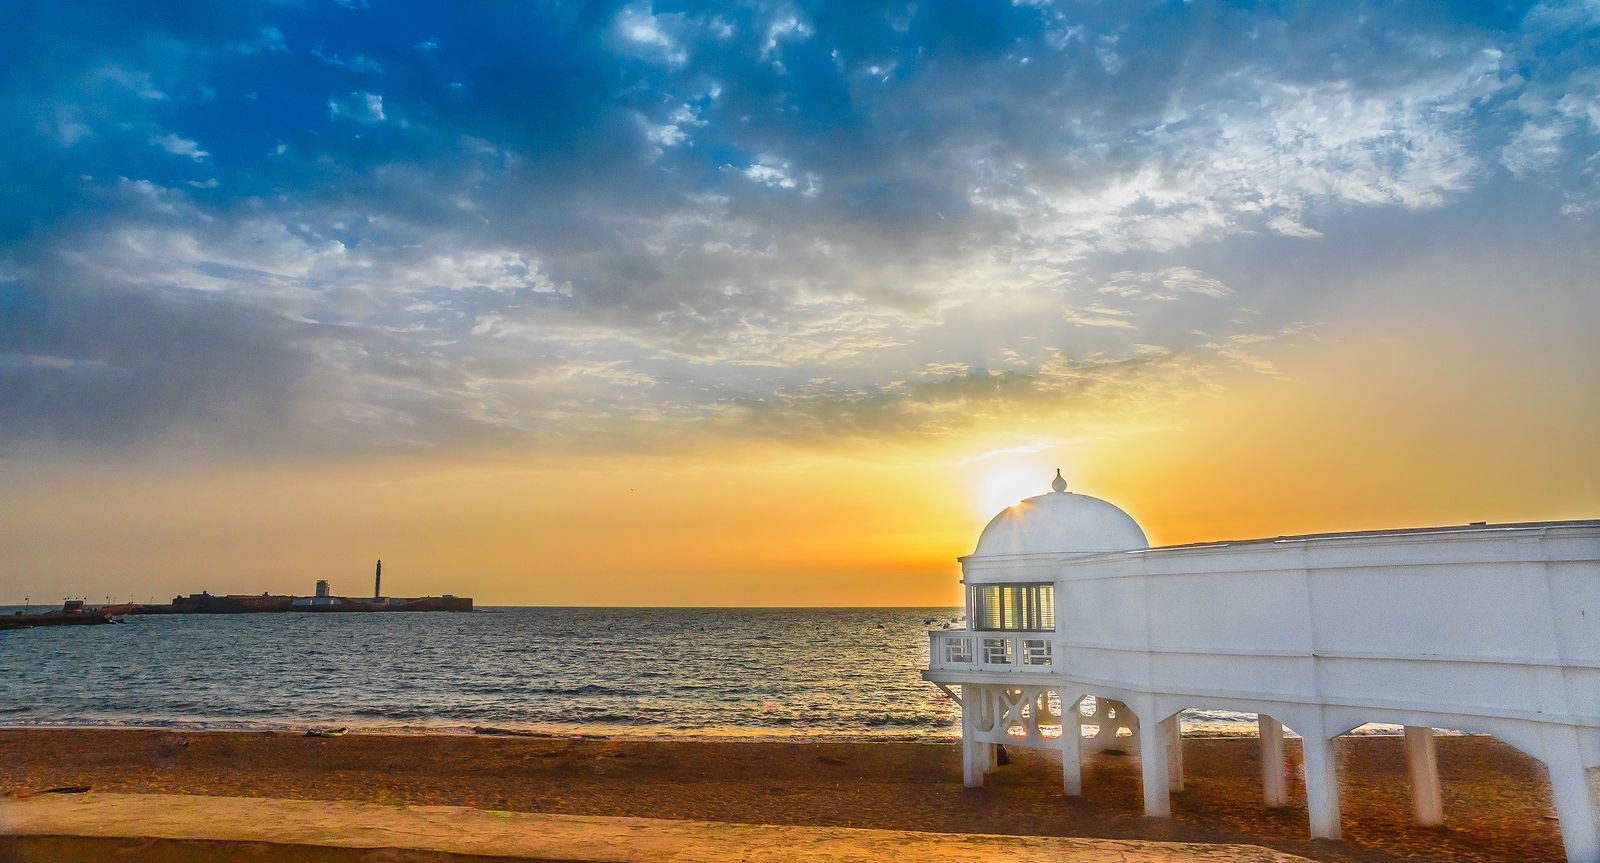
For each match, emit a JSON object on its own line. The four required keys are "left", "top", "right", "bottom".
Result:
{"left": 2, "top": 0, "right": 1598, "bottom": 455}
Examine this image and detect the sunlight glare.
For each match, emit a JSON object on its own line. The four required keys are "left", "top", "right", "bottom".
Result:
{"left": 975, "top": 466, "right": 1046, "bottom": 517}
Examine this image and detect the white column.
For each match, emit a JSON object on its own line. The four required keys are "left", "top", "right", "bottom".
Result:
{"left": 1545, "top": 728, "right": 1600, "bottom": 863}
{"left": 961, "top": 685, "right": 984, "bottom": 788}
{"left": 1139, "top": 713, "right": 1172, "bottom": 817}
{"left": 1259, "top": 715, "right": 1288, "bottom": 808}
{"left": 1061, "top": 697, "right": 1082, "bottom": 797}
{"left": 1404, "top": 726, "right": 1444, "bottom": 826}
{"left": 1164, "top": 714, "right": 1185, "bottom": 792}
{"left": 983, "top": 691, "right": 1000, "bottom": 773}
{"left": 1301, "top": 716, "right": 1341, "bottom": 840}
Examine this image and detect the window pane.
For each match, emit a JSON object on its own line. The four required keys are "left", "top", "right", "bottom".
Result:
{"left": 978, "top": 586, "right": 1002, "bottom": 629}
{"left": 971, "top": 583, "right": 1055, "bottom": 631}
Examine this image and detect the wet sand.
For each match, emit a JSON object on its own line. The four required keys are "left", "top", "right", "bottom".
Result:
{"left": 0, "top": 729, "right": 1571, "bottom": 862}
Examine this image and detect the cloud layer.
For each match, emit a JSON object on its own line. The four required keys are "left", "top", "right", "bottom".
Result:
{"left": 2, "top": 0, "right": 1597, "bottom": 454}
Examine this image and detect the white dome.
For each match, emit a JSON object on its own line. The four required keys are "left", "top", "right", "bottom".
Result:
{"left": 973, "top": 481, "right": 1148, "bottom": 557}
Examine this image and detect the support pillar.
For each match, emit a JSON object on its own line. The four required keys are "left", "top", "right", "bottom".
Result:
{"left": 1301, "top": 717, "right": 1341, "bottom": 840}
{"left": 1164, "top": 714, "right": 1185, "bottom": 792}
{"left": 1259, "top": 715, "right": 1288, "bottom": 808}
{"left": 1139, "top": 713, "right": 1172, "bottom": 817}
{"left": 983, "top": 692, "right": 999, "bottom": 774}
{"left": 961, "top": 685, "right": 984, "bottom": 789}
{"left": 1404, "top": 726, "right": 1444, "bottom": 826}
{"left": 1061, "top": 698, "right": 1082, "bottom": 797}
{"left": 1545, "top": 728, "right": 1600, "bottom": 863}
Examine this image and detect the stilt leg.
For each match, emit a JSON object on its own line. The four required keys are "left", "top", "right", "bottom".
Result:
{"left": 1062, "top": 699, "right": 1082, "bottom": 797}
{"left": 1139, "top": 714, "right": 1172, "bottom": 817}
{"left": 1165, "top": 714, "right": 1185, "bottom": 792}
{"left": 1404, "top": 726, "right": 1444, "bottom": 826}
{"left": 1302, "top": 718, "right": 1341, "bottom": 840}
{"left": 1259, "top": 715, "right": 1287, "bottom": 808}
{"left": 982, "top": 690, "right": 999, "bottom": 774}
{"left": 1545, "top": 728, "right": 1600, "bottom": 863}
{"left": 961, "top": 686, "right": 984, "bottom": 789}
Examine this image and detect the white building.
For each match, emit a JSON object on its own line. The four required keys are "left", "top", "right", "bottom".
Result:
{"left": 924, "top": 471, "right": 1600, "bottom": 862}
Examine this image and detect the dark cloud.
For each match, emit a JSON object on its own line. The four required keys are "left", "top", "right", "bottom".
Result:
{"left": 0, "top": 274, "right": 308, "bottom": 449}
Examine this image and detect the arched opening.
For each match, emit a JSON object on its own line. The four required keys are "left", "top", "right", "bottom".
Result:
{"left": 1052, "top": 692, "right": 1145, "bottom": 807}
{"left": 1133, "top": 710, "right": 1314, "bottom": 834}
{"left": 1311, "top": 722, "right": 1574, "bottom": 861}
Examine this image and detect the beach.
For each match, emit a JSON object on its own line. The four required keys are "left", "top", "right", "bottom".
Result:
{"left": 0, "top": 728, "right": 1575, "bottom": 862}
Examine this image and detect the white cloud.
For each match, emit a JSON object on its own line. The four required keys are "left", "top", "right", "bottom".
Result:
{"left": 761, "top": 13, "right": 814, "bottom": 59}
{"left": 152, "top": 133, "right": 209, "bottom": 161}
{"left": 1102, "top": 268, "right": 1235, "bottom": 300}
{"left": 1064, "top": 304, "right": 1136, "bottom": 329}
{"left": 1266, "top": 215, "right": 1323, "bottom": 238}
{"left": 742, "top": 156, "right": 798, "bottom": 189}
{"left": 615, "top": 3, "right": 688, "bottom": 66}
{"left": 328, "top": 91, "right": 386, "bottom": 122}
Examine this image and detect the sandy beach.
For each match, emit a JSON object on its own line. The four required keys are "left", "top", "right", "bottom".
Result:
{"left": 0, "top": 728, "right": 1575, "bottom": 862}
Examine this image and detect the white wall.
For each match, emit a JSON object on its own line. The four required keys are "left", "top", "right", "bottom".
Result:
{"left": 1027, "top": 524, "right": 1600, "bottom": 730}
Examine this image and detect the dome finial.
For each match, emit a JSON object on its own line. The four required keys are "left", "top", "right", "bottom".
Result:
{"left": 1051, "top": 468, "right": 1068, "bottom": 493}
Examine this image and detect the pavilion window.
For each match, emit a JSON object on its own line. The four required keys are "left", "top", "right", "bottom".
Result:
{"left": 971, "top": 583, "right": 1055, "bottom": 632}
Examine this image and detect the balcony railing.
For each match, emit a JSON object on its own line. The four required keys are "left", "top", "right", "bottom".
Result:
{"left": 928, "top": 630, "right": 1054, "bottom": 672}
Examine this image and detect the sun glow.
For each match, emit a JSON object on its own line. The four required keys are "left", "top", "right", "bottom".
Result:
{"left": 975, "top": 466, "right": 1047, "bottom": 517}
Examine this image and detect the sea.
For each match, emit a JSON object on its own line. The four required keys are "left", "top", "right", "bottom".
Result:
{"left": 0, "top": 606, "right": 1280, "bottom": 740}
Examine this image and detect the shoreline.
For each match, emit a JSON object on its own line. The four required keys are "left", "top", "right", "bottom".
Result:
{"left": 0, "top": 727, "right": 1571, "bottom": 863}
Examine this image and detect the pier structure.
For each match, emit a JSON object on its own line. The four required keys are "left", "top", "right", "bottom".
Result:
{"left": 925, "top": 471, "right": 1600, "bottom": 862}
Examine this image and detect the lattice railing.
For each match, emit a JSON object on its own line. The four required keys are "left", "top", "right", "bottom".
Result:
{"left": 929, "top": 631, "right": 1054, "bottom": 672}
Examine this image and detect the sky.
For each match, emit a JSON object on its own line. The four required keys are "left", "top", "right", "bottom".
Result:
{"left": 1, "top": 1, "right": 1597, "bottom": 606}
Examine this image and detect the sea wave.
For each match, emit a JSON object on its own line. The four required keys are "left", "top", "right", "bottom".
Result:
{"left": 0, "top": 607, "right": 1285, "bottom": 740}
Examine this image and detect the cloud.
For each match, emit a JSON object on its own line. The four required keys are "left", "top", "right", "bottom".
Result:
{"left": 0, "top": 0, "right": 1594, "bottom": 455}
{"left": 328, "top": 91, "right": 386, "bottom": 122}
{"left": 707, "top": 326, "right": 1312, "bottom": 444}
{"left": 152, "top": 132, "right": 209, "bottom": 161}
{"left": 742, "top": 156, "right": 798, "bottom": 189}
{"left": 0, "top": 274, "right": 311, "bottom": 451}
{"left": 1101, "top": 268, "right": 1235, "bottom": 301}
{"left": 1064, "top": 304, "right": 1136, "bottom": 330}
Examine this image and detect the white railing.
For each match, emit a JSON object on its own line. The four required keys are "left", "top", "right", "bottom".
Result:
{"left": 928, "top": 630, "right": 1054, "bottom": 672}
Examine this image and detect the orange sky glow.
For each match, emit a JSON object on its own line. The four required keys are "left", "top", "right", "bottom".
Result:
{"left": 4, "top": 265, "right": 1595, "bottom": 607}
{"left": 3, "top": 34, "right": 1597, "bottom": 608}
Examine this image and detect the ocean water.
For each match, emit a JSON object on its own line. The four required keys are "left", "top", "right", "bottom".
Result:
{"left": 0, "top": 607, "right": 1261, "bottom": 739}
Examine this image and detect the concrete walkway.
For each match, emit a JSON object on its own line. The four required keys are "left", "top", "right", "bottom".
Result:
{"left": 0, "top": 792, "right": 1313, "bottom": 862}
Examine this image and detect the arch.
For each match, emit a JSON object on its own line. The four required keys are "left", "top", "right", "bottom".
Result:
{"left": 1315, "top": 720, "right": 1590, "bottom": 861}
{"left": 1052, "top": 690, "right": 1145, "bottom": 801}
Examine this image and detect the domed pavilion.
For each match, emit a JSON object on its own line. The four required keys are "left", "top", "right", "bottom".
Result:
{"left": 924, "top": 470, "right": 1600, "bottom": 863}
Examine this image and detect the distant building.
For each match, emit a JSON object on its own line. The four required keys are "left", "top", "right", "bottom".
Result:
{"left": 292, "top": 580, "right": 340, "bottom": 608}
{"left": 172, "top": 592, "right": 293, "bottom": 613}
{"left": 925, "top": 470, "right": 1600, "bottom": 863}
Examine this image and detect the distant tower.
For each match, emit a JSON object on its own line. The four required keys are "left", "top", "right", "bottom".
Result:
{"left": 315, "top": 580, "right": 330, "bottom": 598}
{"left": 374, "top": 560, "right": 382, "bottom": 600}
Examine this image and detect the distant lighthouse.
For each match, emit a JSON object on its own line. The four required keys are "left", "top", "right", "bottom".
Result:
{"left": 373, "top": 559, "right": 382, "bottom": 601}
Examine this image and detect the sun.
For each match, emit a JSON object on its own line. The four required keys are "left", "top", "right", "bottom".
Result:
{"left": 975, "top": 466, "right": 1046, "bottom": 517}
